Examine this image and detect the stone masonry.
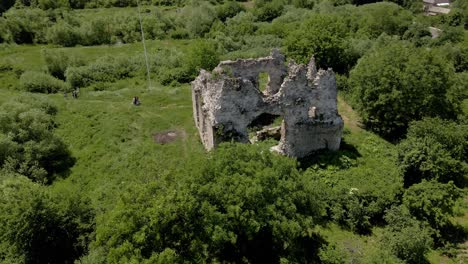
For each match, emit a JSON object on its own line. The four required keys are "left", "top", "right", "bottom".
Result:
{"left": 191, "top": 49, "right": 343, "bottom": 158}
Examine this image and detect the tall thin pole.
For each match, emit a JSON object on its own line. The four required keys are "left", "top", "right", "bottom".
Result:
{"left": 136, "top": 0, "right": 152, "bottom": 90}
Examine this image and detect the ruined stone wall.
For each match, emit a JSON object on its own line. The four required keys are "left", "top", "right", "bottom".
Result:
{"left": 191, "top": 49, "right": 343, "bottom": 158}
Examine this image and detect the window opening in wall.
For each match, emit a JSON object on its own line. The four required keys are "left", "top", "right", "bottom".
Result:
{"left": 247, "top": 113, "right": 283, "bottom": 144}
{"left": 258, "top": 72, "right": 269, "bottom": 92}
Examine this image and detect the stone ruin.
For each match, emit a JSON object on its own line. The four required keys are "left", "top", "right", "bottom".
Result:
{"left": 191, "top": 49, "right": 343, "bottom": 158}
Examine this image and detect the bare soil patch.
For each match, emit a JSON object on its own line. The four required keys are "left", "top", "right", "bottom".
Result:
{"left": 153, "top": 129, "right": 186, "bottom": 144}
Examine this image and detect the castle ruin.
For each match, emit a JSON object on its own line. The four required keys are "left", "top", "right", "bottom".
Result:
{"left": 191, "top": 49, "right": 343, "bottom": 158}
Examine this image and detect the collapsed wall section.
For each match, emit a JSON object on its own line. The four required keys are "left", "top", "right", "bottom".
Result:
{"left": 191, "top": 49, "right": 343, "bottom": 158}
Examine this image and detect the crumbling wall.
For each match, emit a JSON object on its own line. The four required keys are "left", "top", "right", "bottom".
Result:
{"left": 191, "top": 49, "right": 343, "bottom": 158}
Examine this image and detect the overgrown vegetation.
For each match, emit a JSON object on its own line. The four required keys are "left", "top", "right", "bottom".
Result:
{"left": 0, "top": 0, "right": 466, "bottom": 263}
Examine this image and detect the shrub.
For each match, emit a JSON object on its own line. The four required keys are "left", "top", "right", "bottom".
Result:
{"left": 185, "top": 40, "right": 220, "bottom": 78}
{"left": 46, "top": 20, "right": 82, "bottom": 47}
{"left": 284, "top": 14, "right": 352, "bottom": 73}
{"left": 0, "top": 97, "right": 74, "bottom": 184}
{"left": 0, "top": 176, "right": 94, "bottom": 263}
{"left": 177, "top": 2, "right": 216, "bottom": 38}
{"left": 80, "top": 17, "right": 112, "bottom": 45}
{"left": 254, "top": 0, "right": 285, "bottom": 22}
{"left": 66, "top": 56, "right": 140, "bottom": 88}
{"left": 20, "top": 71, "right": 70, "bottom": 93}
{"left": 403, "top": 180, "right": 462, "bottom": 238}
{"left": 216, "top": 1, "right": 245, "bottom": 22}
{"left": 43, "top": 49, "right": 85, "bottom": 80}
{"left": 381, "top": 206, "right": 433, "bottom": 263}
{"left": 2, "top": 8, "right": 50, "bottom": 44}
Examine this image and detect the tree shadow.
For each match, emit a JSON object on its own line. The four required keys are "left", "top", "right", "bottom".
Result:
{"left": 297, "top": 139, "right": 361, "bottom": 170}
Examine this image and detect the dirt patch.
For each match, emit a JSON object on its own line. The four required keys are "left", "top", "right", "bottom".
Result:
{"left": 153, "top": 129, "right": 186, "bottom": 144}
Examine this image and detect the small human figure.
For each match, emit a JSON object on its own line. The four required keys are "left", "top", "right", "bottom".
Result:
{"left": 72, "top": 90, "right": 77, "bottom": 99}
{"left": 132, "top": 96, "right": 141, "bottom": 106}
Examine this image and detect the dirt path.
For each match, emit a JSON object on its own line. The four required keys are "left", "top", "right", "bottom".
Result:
{"left": 337, "top": 96, "right": 362, "bottom": 132}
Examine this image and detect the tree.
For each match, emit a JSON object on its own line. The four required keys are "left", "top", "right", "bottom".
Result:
{"left": 284, "top": 14, "right": 352, "bottom": 73}
{"left": 381, "top": 206, "right": 433, "bottom": 263}
{"left": 216, "top": 1, "right": 245, "bottom": 22}
{"left": 403, "top": 180, "right": 462, "bottom": 238}
{"left": 0, "top": 97, "right": 74, "bottom": 184}
{"left": 349, "top": 41, "right": 460, "bottom": 140}
{"left": 185, "top": 39, "right": 220, "bottom": 77}
{"left": 0, "top": 176, "right": 94, "bottom": 263}
{"left": 91, "top": 143, "right": 326, "bottom": 263}
{"left": 397, "top": 118, "right": 467, "bottom": 187}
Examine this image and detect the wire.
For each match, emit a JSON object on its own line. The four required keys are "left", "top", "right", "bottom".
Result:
{"left": 136, "top": 0, "right": 152, "bottom": 90}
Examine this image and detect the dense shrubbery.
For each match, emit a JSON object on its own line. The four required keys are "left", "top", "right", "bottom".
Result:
{"left": 43, "top": 49, "right": 85, "bottom": 80}
{"left": 381, "top": 206, "right": 433, "bottom": 263}
{"left": 397, "top": 118, "right": 467, "bottom": 187}
{"left": 0, "top": 175, "right": 94, "bottom": 263}
{"left": 66, "top": 56, "right": 140, "bottom": 88}
{"left": 349, "top": 40, "right": 460, "bottom": 139}
{"left": 20, "top": 71, "right": 70, "bottom": 93}
{"left": 403, "top": 180, "right": 462, "bottom": 241}
{"left": 0, "top": 97, "right": 74, "bottom": 184}
{"left": 89, "top": 143, "right": 327, "bottom": 263}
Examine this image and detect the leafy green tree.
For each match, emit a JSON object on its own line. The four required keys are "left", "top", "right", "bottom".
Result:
{"left": 46, "top": 20, "right": 82, "bottom": 47}
{"left": 2, "top": 7, "right": 50, "bottom": 43}
{"left": 42, "top": 49, "right": 85, "bottom": 80}
{"left": 349, "top": 41, "right": 460, "bottom": 139}
{"left": 216, "top": 1, "right": 245, "bottom": 22}
{"left": 284, "top": 14, "right": 352, "bottom": 73}
{"left": 178, "top": 1, "right": 216, "bottom": 38}
{"left": 381, "top": 206, "right": 433, "bottom": 263}
{"left": 397, "top": 118, "right": 467, "bottom": 187}
{"left": 92, "top": 143, "right": 326, "bottom": 263}
{"left": 185, "top": 39, "right": 220, "bottom": 77}
{"left": 254, "top": 0, "right": 285, "bottom": 22}
{"left": 403, "top": 180, "right": 462, "bottom": 238}
{"left": 354, "top": 2, "right": 413, "bottom": 38}
{"left": 0, "top": 97, "right": 74, "bottom": 183}
{"left": 0, "top": 176, "right": 95, "bottom": 264}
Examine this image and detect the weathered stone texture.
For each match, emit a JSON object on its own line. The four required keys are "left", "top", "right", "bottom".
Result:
{"left": 191, "top": 49, "right": 343, "bottom": 158}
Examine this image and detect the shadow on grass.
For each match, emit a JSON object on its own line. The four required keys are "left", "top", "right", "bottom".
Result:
{"left": 297, "top": 139, "right": 361, "bottom": 170}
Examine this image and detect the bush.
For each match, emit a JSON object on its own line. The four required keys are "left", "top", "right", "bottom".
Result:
{"left": 254, "top": 0, "right": 285, "bottom": 22}
{"left": 66, "top": 56, "right": 140, "bottom": 88}
{"left": 20, "top": 71, "right": 70, "bottom": 93}
{"left": 381, "top": 206, "right": 433, "bottom": 263}
{"left": 177, "top": 2, "right": 216, "bottom": 38}
{"left": 46, "top": 20, "right": 82, "bottom": 47}
{"left": 0, "top": 97, "right": 74, "bottom": 184}
{"left": 43, "top": 49, "right": 85, "bottom": 80}
{"left": 185, "top": 40, "right": 220, "bottom": 78}
{"left": 284, "top": 14, "right": 352, "bottom": 73}
{"left": 0, "top": 176, "right": 94, "bottom": 263}
{"left": 403, "top": 180, "right": 462, "bottom": 238}
{"left": 2, "top": 8, "right": 50, "bottom": 44}
{"left": 216, "top": 1, "right": 245, "bottom": 22}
